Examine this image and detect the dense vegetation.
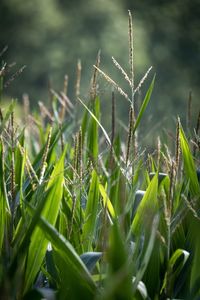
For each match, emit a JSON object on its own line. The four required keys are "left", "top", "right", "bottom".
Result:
{"left": 0, "top": 11, "right": 200, "bottom": 300}
{"left": 1, "top": 0, "right": 199, "bottom": 130}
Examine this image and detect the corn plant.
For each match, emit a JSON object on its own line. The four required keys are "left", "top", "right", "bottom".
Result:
{"left": 0, "top": 11, "right": 200, "bottom": 300}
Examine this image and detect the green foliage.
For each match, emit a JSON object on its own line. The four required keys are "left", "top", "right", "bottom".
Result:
{"left": 0, "top": 11, "right": 200, "bottom": 300}
{"left": 82, "top": 170, "right": 99, "bottom": 251}
{"left": 23, "top": 148, "right": 66, "bottom": 294}
{"left": 0, "top": 140, "right": 10, "bottom": 252}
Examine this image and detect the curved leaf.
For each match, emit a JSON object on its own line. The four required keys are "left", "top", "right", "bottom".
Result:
{"left": 80, "top": 252, "right": 102, "bottom": 272}
{"left": 23, "top": 149, "right": 66, "bottom": 293}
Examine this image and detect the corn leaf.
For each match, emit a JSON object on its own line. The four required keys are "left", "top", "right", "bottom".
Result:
{"left": 133, "top": 215, "right": 159, "bottom": 294}
{"left": 78, "top": 97, "right": 111, "bottom": 147}
{"left": 132, "top": 75, "right": 155, "bottom": 135}
{"left": 99, "top": 183, "right": 116, "bottom": 219}
{"left": 82, "top": 170, "right": 99, "bottom": 251}
{"left": 101, "top": 220, "right": 133, "bottom": 299}
{"left": 15, "top": 130, "right": 25, "bottom": 190}
{"left": 180, "top": 126, "right": 200, "bottom": 295}
{"left": 26, "top": 208, "right": 97, "bottom": 299}
{"left": 161, "top": 249, "right": 190, "bottom": 297}
{"left": 80, "top": 252, "right": 102, "bottom": 272}
{"left": 23, "top": 149, "right": 65, "bottom": 293}
{"left": 131, "top": 173, "right": 158, "bottom": 235}
{"left": 0, "top": 101, "right": 15, "bottom": 134}
{"left": 0, "top": 140, "right": 10, "bottom": 252}
{"left": 179, "top": 126, "right": 200, "bottom": 198}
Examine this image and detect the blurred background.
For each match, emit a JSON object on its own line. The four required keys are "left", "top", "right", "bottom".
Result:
{"left": 0, "top": 0, "right": 199, "bottom": 145}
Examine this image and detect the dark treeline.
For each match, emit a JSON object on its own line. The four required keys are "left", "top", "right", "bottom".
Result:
{"left": 0, "top": 0, "right": 199, "bottom": 139}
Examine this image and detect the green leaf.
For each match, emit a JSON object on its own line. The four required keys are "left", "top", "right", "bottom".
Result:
{"left": 131, "top": 173, "right": 158, "bottom": 235}
{"left": 0, "top": 101, "right": 15, "bottom": 134}
{"left": 132, "top": 277, "right": 148, "bottom": 299}
{"left": 27, "top": 208, "right": 97, "bottom": 299}
{"left": 82, "top": 170, "right": 99, "bottom": 251}
{"left": 80, "top": 252, "right": 102, "bottom": 272}
{"left": 133, "top": 215, "right": 159, "bottom": 293}
{"left": 132, "top": 75, "right": 155, "bottom": 135}
{"left": 23, "top": 288, "right": 56, "bottom": 300}
{"left": 179, "top": 126, "right": 200, "bottom": 198}
{"left": 99, "top": 183, "right": 116, "bottom": 220}
{"left": 101, "top": 220, "right": 133, "bottom": 300}
{"left": 32, "top": 121, "right": 70, "bottom": 172}
{"left": 15, "top": 130, "right": 25, "bottom": 190}
{"left": 0, "top": 140, "right": 10, "bottom": 252}
{"left": 23, "top": 148, "right": 66, "bottom": 293}
{"left": 179, "top": 126, "right": 200, "bottom": 295}
{"left": 187, "top": 216, "right": 200, "bottom": 296}
{"left": 161, "top": 249, "right": 190, "bottom": 297}
{"left": 78, "top": 97, "right": 111, "bottom": 147}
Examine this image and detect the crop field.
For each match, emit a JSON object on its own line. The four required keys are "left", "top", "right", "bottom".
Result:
{"left": 0, "top": 11, "right": 200, "bottom": 300}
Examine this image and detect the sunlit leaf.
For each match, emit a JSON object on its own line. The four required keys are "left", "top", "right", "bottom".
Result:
{"left": 23, "top": 148, "right": 66, "bottom": 293}
{"left": 99, "top": 183, "right": 116, "bottom": 219}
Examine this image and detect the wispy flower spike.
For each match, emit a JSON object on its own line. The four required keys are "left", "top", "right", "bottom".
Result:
{"left": 126, "top": 106, "right": 134, "bottom": 166}
{"left": 169, "top": 160, "right": 175, "bottom": 219}
{"left": 193, "top": 111, "right": 200, "bottom": 156}
{"left": 0, "top": 63, "right": 7, "bottom": 77}
{"left": 23, "top": 93, "right": 30, "bottom": 123}
{"left": 59, "top": 74, "right": 69, "bottom": 121}
{"left": 134, "top": 66, "right": 153, "bottom": 95}
{"left": 17, "top": 143, "right": 39, "bottom": 185}
{"left": 63, "top": 74, "right": 68, "bottom": 96}
{"left": 38, "top": 101, "right": 54, "bottom": 123}
{"left": 0, "top": 45, "right": 8, "bottom": 57}
{"left": 60, "top": 92, "right": 74, "bottom": 110}
{"left": 10, "top": 111, "right": 15, "bottom": 203}
{"left": 4, "top": 65, "right": 26, "bottom": 89}
{"left": 39, "top": 126, "right": 52, "bottom": 185}
{"left": 93, "top": 65, "right": 131, "bottom": 103}
{"left": 111, "top": 56, "right": 132, "bottom": 87}
{"left": 175, "top": 116, "right": 181, "bottom": 175}
{"left": 187, "top": 91, "right": 192, "bottom": 130}
{"left": 91, "top": 50, "right": 101, "bottom": 99}
{"left": 75, "top": 59, "right": 81, "bottom": 98}
{"left": 128, "top": 10, "right": 134, "bottom": 90}
{"left": 78, "top": 127, "right": 83, "bottom": 181}
{"left": 109, "top": 90, "right": 115, "bottom": 169}
{"left": 128, "top": 10, "right": 134, "bottom": 108}
{"left": 111, "top": 90, "right": 115, "bottom": 146}
{"left": 59, "top": 123, "right": 64, "bottom": 153}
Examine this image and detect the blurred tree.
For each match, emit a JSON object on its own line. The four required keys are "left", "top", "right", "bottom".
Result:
{"left": 0, "top": 0, "right": 65, "bottom": 101}
{"left": 124, "top": 0, "right": 200, "bottom": 131}
{"left": 0, "top": 0, "right": 199, "bottom": 141}
{"left": 0, "top": 0, "right": 149, "bottom": 104}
